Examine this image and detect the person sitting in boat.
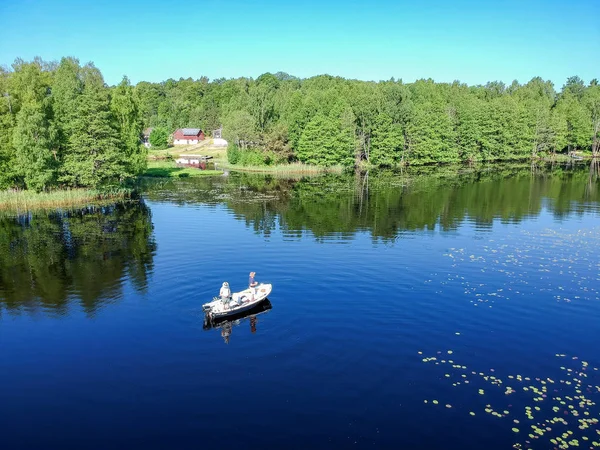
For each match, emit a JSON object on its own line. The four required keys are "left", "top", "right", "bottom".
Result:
{"left": 219, "top": 282, "right": 231, "bottom": 300}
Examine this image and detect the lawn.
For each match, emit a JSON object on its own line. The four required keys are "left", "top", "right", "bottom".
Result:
{"left": 143, "top": 160, "right": 223, "bottom": 178}
{"left": 220, "top": 162, "right": 344, "bottom": 175}
{"left": 148, "top": 140, "right": 228, "bottom": 163}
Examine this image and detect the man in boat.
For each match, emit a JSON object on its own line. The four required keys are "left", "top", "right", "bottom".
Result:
{"left": 249, "top": 272, "right": 258, "bottom": 299}
{"left": 219, "top": 282, "right": 231, "bottom": 301}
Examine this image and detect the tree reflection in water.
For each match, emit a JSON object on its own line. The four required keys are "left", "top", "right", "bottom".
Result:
{"left": 143, "top": 162, "right": 600, "bottom": 241}
{"left": 0, "top": 201, "right": 156, "bottom": 316}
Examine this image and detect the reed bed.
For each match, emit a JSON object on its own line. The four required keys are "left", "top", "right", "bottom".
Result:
{"left": 225, "top": 162, "right": 344, "bottom": 175}
{"left": 0, "top": 189, "right": 130, "bottom": 213}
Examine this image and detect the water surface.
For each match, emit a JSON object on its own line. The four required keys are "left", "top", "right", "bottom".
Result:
{"left": 1, "top": 163, "right": 599, "bottom": 449}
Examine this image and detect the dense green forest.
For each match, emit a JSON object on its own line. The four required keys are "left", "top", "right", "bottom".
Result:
{"left": 0, "top": 57, "right": 146, "bottom": 191}
{"left": 1, "top": 57, "right": 599, "bottom": 191}
{"left": 135, "top": 70, "right": 600, "bottom": 167}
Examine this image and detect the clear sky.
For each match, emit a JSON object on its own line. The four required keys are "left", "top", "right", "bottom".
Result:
{"left": 0, "top": 0, "right": 598, "bottom": 87}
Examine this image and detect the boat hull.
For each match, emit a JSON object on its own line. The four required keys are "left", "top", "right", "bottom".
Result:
{"left": 204, "top": 299, "right": 273, "bottom": 330}
{"left": 204, "top": 283, "right": 272, "bottom": 320}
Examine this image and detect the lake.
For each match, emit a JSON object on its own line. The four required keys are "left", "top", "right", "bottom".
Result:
{"left": 1, "top": 162, "right": 599, "bottom": 450}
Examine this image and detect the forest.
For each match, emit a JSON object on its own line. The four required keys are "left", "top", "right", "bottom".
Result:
{"left": 141, "top": 71, "right": 600, "bottom": 169}
{"left": 0, "top": 57, "right": 146, "bottom": 191}
{"left": 1, "top": 57, "right": 599, "bottom": 191}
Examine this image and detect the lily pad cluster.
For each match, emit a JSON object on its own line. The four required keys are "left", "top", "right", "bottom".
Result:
{"left": 420, "top": 351, "right": 600, "bottom": 449}
{"left": 442, "top": 227, "right": 600, "bottom": 307}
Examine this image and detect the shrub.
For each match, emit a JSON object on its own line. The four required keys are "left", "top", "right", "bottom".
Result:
{"left": 238, "top": 149, "right": 267, "bottom": 166}
{"left": 227, "top": 144, "right": 241, "bottom": 164}
{"left": 149, "top": 127, "right": 169, "bottom": 149}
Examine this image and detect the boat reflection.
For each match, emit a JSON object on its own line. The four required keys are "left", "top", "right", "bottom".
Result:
{"left": 203, "top": 299, "right": 273, "bottom": 344}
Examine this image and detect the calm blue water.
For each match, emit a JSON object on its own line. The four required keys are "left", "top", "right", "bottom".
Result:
{"left": 1, "top": 166, "right": 599, "bottom": 449}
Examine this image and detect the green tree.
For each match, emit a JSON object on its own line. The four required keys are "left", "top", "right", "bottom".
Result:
{"left": 0, "top": 68, "right": 16, "bottom": 188}
{"left": 10, "top": 59, "right": 57, "bottom": 190}
{"left": 297, "top": 109, "right": 354, "bottom": 167}
{"left": 406, "top": 102, "right": 459, "bottom": 164}
{"left": 249, "top": 73, "right": 280, "bottom": 132}
{"left": 555, "top": 92, "right": 591, "bottom": 152}
{"left": 370, "top": 113, "right": 404, "bottom": 166}
{"left": 562, "top": 76, "right": 586, "bottom": 99}
{"left": 582, "top": 85, "right": 600, "bottom": 156}
{"left": 61, "top": 65, "right": 126, "bottom": 187}
{"left": 222, "top": 109, "right": 257, "bottom": 149}
{"left": 149, "top": 127, "right": 169, "bottom": 149}
{"left": 111, "top": 76, "right": 146, "bottom": 175}
{"left": 51, "top": 57, "right": 83, "bottom": 160}
{"left": 12, "top": 100, "right": 57, "bottom": 190}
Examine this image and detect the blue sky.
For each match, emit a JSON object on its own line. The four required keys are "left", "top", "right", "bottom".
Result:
{"left": 0, "top": 0, "right": 598, "bottom": 87}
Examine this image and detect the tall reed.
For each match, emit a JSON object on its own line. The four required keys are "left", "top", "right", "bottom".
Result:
{"left": 0, "top": 189, "right": 131, "bottom": 214}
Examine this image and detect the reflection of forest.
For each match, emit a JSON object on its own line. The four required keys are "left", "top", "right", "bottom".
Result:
{"left": 144, "top": 163, "right": 600, "bottom": 240}
{"left": 0, "top": 201, "right": 156, "bottom": 315}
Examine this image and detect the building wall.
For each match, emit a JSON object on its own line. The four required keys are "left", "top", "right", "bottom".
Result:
{"left": 173, "top": 139, "right": 199, "bottom": 145}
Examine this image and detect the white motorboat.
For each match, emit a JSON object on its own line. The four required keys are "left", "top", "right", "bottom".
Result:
{"left": 203, "top": 283, "right": 272, "bottom": 320}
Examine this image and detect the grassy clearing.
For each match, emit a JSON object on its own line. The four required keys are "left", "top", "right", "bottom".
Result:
{"left": 148, "top": 141, "right": 228, "bottom": 162}
{"left": 222, "top": 162, "right": 344, "bottom": 175}
{"left": 148, "top": 144, "right": 335, "bottom": 176}
{"left": 0, "top": 189, "right": 130, "bottom": 214}
{"left": 142, "top": 160, "right": 223, "bottom": 178}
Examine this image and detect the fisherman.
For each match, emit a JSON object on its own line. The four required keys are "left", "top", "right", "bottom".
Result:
{"left": 219, "top": 282, "right": 231, "bottom": 300}
{"left": 249, "top": 271, "right": 258, "bottom": 300}
{"left": 249, "top": 272, "right": 258, "bottom": 288}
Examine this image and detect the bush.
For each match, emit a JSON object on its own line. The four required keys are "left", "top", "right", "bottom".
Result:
{"left": 238, "top": 149, "right": 267, "bottom": 166}
{"left": 227, "top": 144, "right": 241, "bottom": 164}
{"left": 263, "top": 151, "right": 287, "bottom": 166}
{"left": 228, "top": 145, "right": 276, "bottom": 166}
{"left": 149, "top": 127, "right": 169, "bottom": 149}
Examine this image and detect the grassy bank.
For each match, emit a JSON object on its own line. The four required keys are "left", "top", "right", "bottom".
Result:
{"left": 148, "top": 143, "right": 228, "bottom": 162}
{"left": 0, "top": 189, "right": 131, "bottom": 214}
{"left": 222, "top": 162, "right": 344, "bottom": 175}
{"left": 143, "top": 160, "right": 223, "bottom": 178}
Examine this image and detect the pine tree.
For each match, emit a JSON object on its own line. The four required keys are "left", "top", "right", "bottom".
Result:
{"left": 61, "top": 65, "right": 125, "bottom": 187}
{"left": 406, "top": 102, "right": 459, "bottom": 164}
{"left": 370, "top": 113, "right": 403, "bottom": 166}
{"left": 555, "top": 92, "right": 591, "bottom": 152}
{"left": 111, "top": 76, "right": 146, "bottom": 176}
{"left": 297, "top": 105, "right": 355, "bottom": 167}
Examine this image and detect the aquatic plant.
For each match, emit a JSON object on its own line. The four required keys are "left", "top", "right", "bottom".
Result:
{"left": 420, "top": 351, "right": 600, "bottom": 449}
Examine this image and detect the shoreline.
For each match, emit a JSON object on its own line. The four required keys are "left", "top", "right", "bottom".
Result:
{"left": 3, "top": 157, "right": 594, "bottom": 214}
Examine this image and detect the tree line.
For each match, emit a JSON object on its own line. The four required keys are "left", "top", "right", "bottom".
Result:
{"left": 1, "top": 57, "right": 599, "bottom": 192}
{"left": 0, "top": 57, "right": 146, "bottom": 191}
{"left": 136, "top": 71, "right": 600, "bottom": 167}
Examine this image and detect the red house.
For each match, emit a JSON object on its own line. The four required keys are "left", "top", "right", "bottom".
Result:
{"left": 172, "top": 128, "right": 205, "bottom": 145}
